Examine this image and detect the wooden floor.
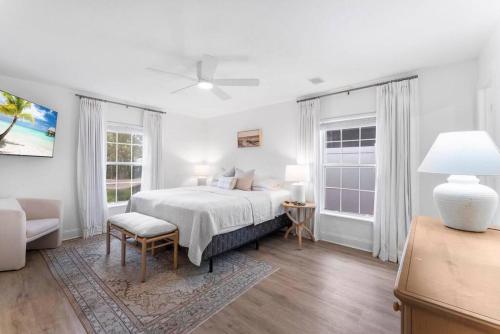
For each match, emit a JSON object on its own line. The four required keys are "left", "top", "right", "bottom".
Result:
{"left": 0, "top": 233, "right": 399, "bottom": 334}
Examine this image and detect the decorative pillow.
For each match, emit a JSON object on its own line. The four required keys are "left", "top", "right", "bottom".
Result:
{"left": 210, "top": 167, "right": 236, "bottom": 186}
{"left": 252, "top": 178, "right": 283, "bottom": 191}
{"left": 217, "top": 176, "right": 237, "bottom": 190}
{"left": 235, "top": 168, "right": 255, "bottom": 191}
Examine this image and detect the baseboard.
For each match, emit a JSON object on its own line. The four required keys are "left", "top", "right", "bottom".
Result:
{"left": 319, "top": 231, "right": 372, "bottom": 253}
{"left": 63, "top": 228, "right": 82, "bottom": 241}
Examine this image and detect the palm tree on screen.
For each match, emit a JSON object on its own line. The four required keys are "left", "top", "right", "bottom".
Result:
{"left": 0, "top": 92, "right": 34, "bottom": 142}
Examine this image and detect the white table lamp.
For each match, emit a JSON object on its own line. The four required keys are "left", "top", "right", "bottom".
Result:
{"left": 418, "top": 131, "right": 500, "bottom": 232}
{"left": 194, "top": 164, "right": 210, "bottom": 186}
{"left": 285, "top": 165, "right": 307, "bottom": 204}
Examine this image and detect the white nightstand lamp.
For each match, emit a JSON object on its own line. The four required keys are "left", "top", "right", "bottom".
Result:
{"left": 285, "top": 165, "right": 307, "bottom": 204}
{"left": 418, "top": 131, "right": 500, "bottom": 232}
{"left": 194, "top": 164, "right": 210, "bottom": 186}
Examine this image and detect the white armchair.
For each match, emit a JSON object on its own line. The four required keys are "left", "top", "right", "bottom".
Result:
{"left": 0, "top": 198, "right": 62, "bottom": 271}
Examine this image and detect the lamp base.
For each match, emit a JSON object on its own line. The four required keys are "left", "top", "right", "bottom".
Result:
{"left": 434, "top": 175, "right": 498, "bottom": 232}
{"left": 290, "top": 183, "right": 306, "bottom": 204}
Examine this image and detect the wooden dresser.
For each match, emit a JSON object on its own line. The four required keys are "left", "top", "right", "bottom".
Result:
{"left": 394, "top": 216, "right": 500, "bottom": 334}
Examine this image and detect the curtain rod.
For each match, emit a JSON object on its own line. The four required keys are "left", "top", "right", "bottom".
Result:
{"left": 296, "top": 74, "right": 418, "bottom": 103}
{"left": 75, "top": 94, "right": 165, "bottom": 114}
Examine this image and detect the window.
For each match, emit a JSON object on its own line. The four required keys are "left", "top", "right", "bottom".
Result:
{"left": 106, "top": 130, "right": 143, "bottom": 204}
{"left": 322, "top": 118, "right": 376, "bottom": 217}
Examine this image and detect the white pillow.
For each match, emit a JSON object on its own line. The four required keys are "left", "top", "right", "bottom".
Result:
{"left": 210, "top": 167, "right": 236, "bottom": 186}
{"left": 217, "top": 176, "right": 237, "bottom": 190}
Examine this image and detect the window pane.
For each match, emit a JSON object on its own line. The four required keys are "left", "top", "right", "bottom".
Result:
{"left": 341, "top": 141, "right": 359, "bottom": 163}
{"left": 325, "top": 167, "right": 341, "bottom": 187}
{"left": 341, "top": 189, "right": 359, "bottom": 214}
{"left": 132, "top": 183, "right": 141, "bottom": 194}
{"left": 117, "top": 144, "right": 132, "bottom": 162}
{"left": 106, "top": 184, "right": 116, "bottom": 203}
{"left": 107, "top": 132, "right": 117, "bottom": 143}
{"left": 132, "top": 145, "right": 142, "bottom": 162}
{"left": 342, "top": 167, "right": 359, "bottom": 189}
{"left": 117, "top": 183, "right": 132, "bottom": 202}
{"left": 361, "top": 140, "right": 375, "bottom": 147}
{"left": 360, "top": 167, "right": 376, "bottom": 191}
{"left": 132, "top": 166, "right": 142, "bottom": 181}
{"left": 360, "top": 143, "right": 375, "bottom": 164}
{"left": 325, "top": 188, "right": 340, "bottom": 211}
{"left": 107, "top": 143, "right": 116, "bottom": 162}
{"left": 106, "top": 164, "right": 117, "bottom": 181}
{"left": 117, "top": 133, "right": 131, "bottom": 144}
{"left": 360, "top": 191, "right": 375, "bottom": 215}
{"left": 327, "top": 130, "right": 340, "bottom": 141}
{"left": 132, "top": 134, "right": 143, "bottom": 145}
{"left": 342, "top": 128, "right": 359, "bottom": 140}
{"left": 326, "top": 141, "right": 340, "bottom": 149}
{"left": 117, "top": 165, "right": 131, "bottom": 181}
{"left": 361, "top": 126, "right": 376, "bottom": 139}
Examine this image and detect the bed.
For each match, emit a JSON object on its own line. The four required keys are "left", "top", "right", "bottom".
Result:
{"left": 127, "top": 186, "right": 290, "bottom": 266}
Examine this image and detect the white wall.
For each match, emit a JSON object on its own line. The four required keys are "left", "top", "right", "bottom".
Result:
{"left": 204, "top": 101, "right": 298, "bottom": 178}
{"left": 478, "top": 23, "right": 500, "bottom": 225}
{"left": 0, "top": 75, "right": 205, "bottom": 238}
{"left": 0, "top": 75, "right": 81, "bottom": 239}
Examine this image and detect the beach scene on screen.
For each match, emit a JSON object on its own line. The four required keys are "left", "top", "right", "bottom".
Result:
{"left": 0, "top": 91, "right": 58, "bottom": 157}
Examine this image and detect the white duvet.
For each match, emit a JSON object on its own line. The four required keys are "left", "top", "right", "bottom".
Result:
{"left": 128, "top": 186, "right": 289, "bottom": 266}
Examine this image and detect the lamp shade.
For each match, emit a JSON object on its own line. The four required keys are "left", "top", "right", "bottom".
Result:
{"left": 285, "top": 165, "right": 306, "bottom": 182}
{"left": 418, "top": 131, "right": 500, "bottom": 176}
{"left": 194, "top": 164, "right": 210, "bottom": 177}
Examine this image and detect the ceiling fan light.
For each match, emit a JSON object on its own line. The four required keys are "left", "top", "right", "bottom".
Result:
{"left": 198, "top": 81, "right": 213, "bottom": 90}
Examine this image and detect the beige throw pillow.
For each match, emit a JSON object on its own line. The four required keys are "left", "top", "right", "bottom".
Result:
{"left": 235, "top": 168, "right": 255, "bottom": 191}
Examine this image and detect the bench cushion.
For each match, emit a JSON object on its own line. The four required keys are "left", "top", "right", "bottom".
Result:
{"left": 109, "top": 212, "right": 177, "bottom": 237}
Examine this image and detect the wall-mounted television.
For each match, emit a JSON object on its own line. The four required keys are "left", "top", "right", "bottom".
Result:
{"left": 0, "top": 89, "right": 58, "bottom": 158}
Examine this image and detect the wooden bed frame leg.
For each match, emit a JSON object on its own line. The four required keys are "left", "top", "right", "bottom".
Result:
{"left": 209, "top": 258, "right": 213, "bottom": 273}
{"left": 141, "top": 240, "right": 147, "bottom": 282}
{"left": 255, "top": 239, "right": 260, "bottom": 250}
{"left": 121, "top": 232, "right": 126, "bottom": 266}
{"left": 106, "top": 221, "right": 111, "bottom": 255}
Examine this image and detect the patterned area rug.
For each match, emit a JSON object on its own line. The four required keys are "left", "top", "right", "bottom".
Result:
{"left": 41, "top": 235, "right": 277, "bottom": 333}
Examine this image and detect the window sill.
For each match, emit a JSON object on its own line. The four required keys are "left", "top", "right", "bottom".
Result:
{"left": 320, "top": 210, "right": 374, "bottom": 223}
{"left": 108, "top": 202, "right": 128, "bottom": 209}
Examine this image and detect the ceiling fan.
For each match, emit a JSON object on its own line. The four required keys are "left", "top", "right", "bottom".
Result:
{"left": 147, "top": 55, "right": 260, "bottom": 100}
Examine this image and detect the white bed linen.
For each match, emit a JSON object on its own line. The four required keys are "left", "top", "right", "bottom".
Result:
{"left": 128, "top": 186, "right": 290, "bottom": 266}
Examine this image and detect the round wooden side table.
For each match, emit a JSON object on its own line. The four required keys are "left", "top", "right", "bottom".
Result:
{"left": 282, "top": 202, "right": 316, "bottom": 249}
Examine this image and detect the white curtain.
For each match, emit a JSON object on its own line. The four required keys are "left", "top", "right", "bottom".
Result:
{"left": 373, "top": 79, "right": 419, "bottom": 262}
{"left": 297, "top": 98, "right": 321, "bottom": 239}
{"left": 141, "top": 111, "right": 167, "bottom": 190}
{"left": 77, "top": 98, "right": 107, "bottom": 238}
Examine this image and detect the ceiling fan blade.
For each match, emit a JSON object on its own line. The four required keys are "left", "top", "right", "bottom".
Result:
{"left": 171, "top": 83, "right": 198, "bottom": 94}
{"left": 213, "top": 78, "right": 260, "bottom": 86}
{"left": 211, "top": 86, "right": 231, "bottom": 100}
{"left": 146, "top": 67, "right": 197, "bottom": 81}
{"left": 200, "top": 54, "right": 218, "bottom": 80}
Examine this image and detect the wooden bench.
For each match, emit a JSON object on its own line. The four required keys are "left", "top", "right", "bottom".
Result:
{"left": 106, "top": 212, "right": 178, "bottom": 282}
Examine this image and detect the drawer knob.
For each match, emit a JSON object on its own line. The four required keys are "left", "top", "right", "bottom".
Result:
{"left": 393, "top": 301, "right": 401, "bottom": 312}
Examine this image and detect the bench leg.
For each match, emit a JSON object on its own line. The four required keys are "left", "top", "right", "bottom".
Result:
{"left": 121, "top": 232, "right": 126, "bottom": 266}
{"left": 151, "top": 240, "right": 156, "bottom": 256}
{"left": 106, "top": 222, "right": 111, "bottom": 255}
{"left": 141, "top": 240, "right": 147, "bottom": 282}
{"left": 173, "top": 232, "right": 178, "bottom": 270}
{"left": 209, "top": 258, "right": 213, "bottom": 273}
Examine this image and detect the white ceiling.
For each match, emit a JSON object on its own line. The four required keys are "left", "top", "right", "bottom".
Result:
{"left": 1, "top": 0, "right": 500, "bottom": 118}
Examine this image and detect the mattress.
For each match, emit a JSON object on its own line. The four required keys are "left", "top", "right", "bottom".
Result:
{"left": 128, "top": 186, "right": 290, "bottom": 265}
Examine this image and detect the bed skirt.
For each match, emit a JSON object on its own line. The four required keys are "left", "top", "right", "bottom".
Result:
{"left": 201, "top": 214, "right": 291, "bottom": 261}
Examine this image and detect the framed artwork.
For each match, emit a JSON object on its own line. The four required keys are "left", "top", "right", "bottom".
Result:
{"left": 237, "top": 129, "right": 262, "bottom": 148}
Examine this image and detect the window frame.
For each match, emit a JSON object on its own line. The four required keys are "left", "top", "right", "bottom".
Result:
{"left": 320, "top": 115, "right": 376, "bottom": 221}
{"left": 105, "top": 124, "right": 144, "bottom": 206}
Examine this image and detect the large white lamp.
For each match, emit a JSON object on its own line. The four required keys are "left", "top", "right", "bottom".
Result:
{"left": 418, "top": 131, "right": 500, "bottom": 232}
{"left": 285, "top": 165, "right": 307, "bottom": 204}
{"left": 194, "top": 164, "right": 210, "bottom": 186}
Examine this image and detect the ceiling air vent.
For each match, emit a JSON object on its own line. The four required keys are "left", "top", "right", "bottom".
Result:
{"left": 309, "top": 77, "right": 324, "bottom": 85}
